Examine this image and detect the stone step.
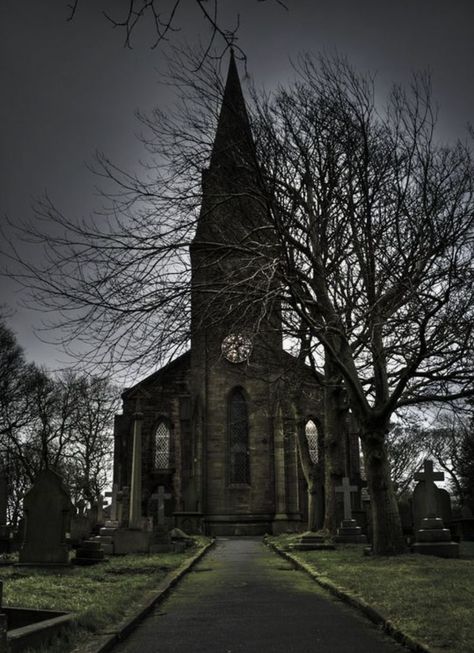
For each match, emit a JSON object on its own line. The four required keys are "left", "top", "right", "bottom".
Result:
{"left": 290, "top": 543, "right": 336, "bottom": 551}
{"left": 416, "top": 528, "right": 452, "bottom": 543}
{"left": 412, "top": 541, "right": 459, "bottom": 558}
{"left": 75, "top": 548, "right": 105, "bottom": 560}
{"left": 79, "top": 540, "right": 103, "bottom": 551}
{"left": 92, "top": 535, "right": 113, "bottom": 544}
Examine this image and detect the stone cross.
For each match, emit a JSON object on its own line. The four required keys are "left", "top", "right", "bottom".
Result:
{"left": 96, "top": 493, "right": 107, "bottom": 523}
{"left": 105, "top": 484, "right": 119, "bottom": 522}
{"left": 414, "top": 459, "right": 444, "bottom": 517}
{"left": 151, "top": 486, "right": 172, "bottom": 527}
{"left": 335, "top": 477, "right": 358, "bottom": 521}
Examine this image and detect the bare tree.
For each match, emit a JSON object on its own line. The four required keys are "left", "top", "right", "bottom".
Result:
{"left": 63, "top": 373, "right": 118, "bottom": 506}
{"left": 0, "top": 320, "right": 117, "bottom": 521}
{"left": 66, "top": 0, "right": 286, "bottom": 59}
{"left": 253, "top": 55, "right": 474, "bottom": 552}
{"left": 386, "top": 423, "right": 426, "bottom": 496}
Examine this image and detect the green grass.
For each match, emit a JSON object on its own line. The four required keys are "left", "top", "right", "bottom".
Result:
{"left": 269, "top": 534, "right": 474, "bottom": 653}
{"left": 1, "top": 537, "right": 210, "bottom": 652}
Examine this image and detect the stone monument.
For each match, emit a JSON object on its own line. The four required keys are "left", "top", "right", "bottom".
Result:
{"left": 412, "top": 460, "right": 459, "bottom": 558}
{"left": 19, "top": 469, "right": 72, "bottom": 566}
{"left": 334, "top": 477, "right": 367, "bottom": 543}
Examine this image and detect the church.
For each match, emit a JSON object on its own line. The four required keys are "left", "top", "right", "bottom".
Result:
{"left": 112, "top": 53, "right": 360, "bottom": 536}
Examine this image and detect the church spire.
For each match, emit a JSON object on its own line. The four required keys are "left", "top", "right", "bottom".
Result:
{"left": 209, "top": 50, "right": 256, "bottom": 170}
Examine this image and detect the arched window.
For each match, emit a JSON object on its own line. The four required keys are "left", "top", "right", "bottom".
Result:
{"left": 229, "top": 388, "right": 250, "bottom": 484}
{"left": 305, "top": 419, "right": 319, "bottom": 464}
{"left": 154, "top": 420, "right": 170, "bottom": 469}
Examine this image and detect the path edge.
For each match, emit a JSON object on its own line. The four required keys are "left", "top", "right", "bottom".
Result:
{"left": 266, "top": 540, "right": 435, "bottom": 653}
{"left": 76, "top": 539, "right": 216, "bottom": 653}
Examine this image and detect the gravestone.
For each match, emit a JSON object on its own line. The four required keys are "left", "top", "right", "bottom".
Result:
{"left": 150, "top": 486, "right": 172, "bottom": 530}
{"left": 0, "top": 580, "right": 6, "bottom": 653}
{"left": 96, "top": 494, "right": 106, "bottom": 524}
{"left": 105, "top": 484, "right": 119, "bottom": 523}
{"left": 73, "top": 539, "right": 106, "bottom": 566}
{"left": 413, "top": 468, "right": 452, "bottom": 530}
{"left": 449, "top": 504, "right": 474, "bottom": 541}
{"left": 398, "top": 496, "right": 414, "bottom": 542}
{"left": 412, "top": 460, "right": 459, "bottom": 558}
{"left": 0, "top": 469, "right": 7, "bottom": 526}
{"left": 437, "top": 488, "right": 453, "bottom": 525}
{"left": 334, "top": 477, "right": 367, "bottom": 543}
{"left": 19, "top": 469, "right": 72, "bottom": 566}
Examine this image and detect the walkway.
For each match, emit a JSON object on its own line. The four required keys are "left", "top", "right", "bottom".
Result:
{"left": 112, "top": 537, "right": 408, "bottom": 653}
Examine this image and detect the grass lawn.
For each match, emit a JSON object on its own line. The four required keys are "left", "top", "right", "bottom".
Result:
{"left": 269, "top": 534, "right": 474, "bottom": 653}
{"left": 1, "top": 537, "right": 210, "bottom": 652}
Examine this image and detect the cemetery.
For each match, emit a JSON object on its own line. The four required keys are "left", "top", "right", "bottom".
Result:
{"left": 2, "top": 8, "right": 474, "bottom": 652}
{"left": 0, "top": 449, "right": 472, "bottom": 652}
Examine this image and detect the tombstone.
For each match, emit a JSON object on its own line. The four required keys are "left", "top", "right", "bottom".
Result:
{"left": 70, "top": 512, "right": 92, "bottom": 546}
{"left": 0, "top": 469, "right": 7, "bottom": 525}
{"left": 73, "top": 539, "right": 105, "bottom": 566}
{"left": 449, "top": 503, "right": 474, "bottom": 542}
{"left": 0, "top": 526, "right": 13, "bottom": 554}
{"left": 105, "top": 484, "right": 119, "bottom": 522}
{"left": 0, "top": 468, "right": 12, "bottom": 553}
{"left": 437, "top": 488, "right": 453, "bottom": 525}
{"left": 398, "top": 496, "right": 414, "bottom": 542}
{"left": 412, "top": 460, "right": 459, "bottom": 558}
{"left": 150, "top": 486, "right": 172, "bottom": 531}
{"left": 19, "top": 469, "right": 72, "bottom": 566}
{"left": 0, "top": 581, "right": 6, "bottom": 653}
{"left": 96, "top": 494, "right": 106, "bottom": 524}
{"left": 334, "top": 477, "right": 367, "bottom": 543}
{"left": 412, "top": 466, "right": 453, "bottom": 531}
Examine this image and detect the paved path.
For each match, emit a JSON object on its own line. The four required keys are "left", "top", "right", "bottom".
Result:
{"left": 112, "top": 537, "right": 408, "bottom": 653}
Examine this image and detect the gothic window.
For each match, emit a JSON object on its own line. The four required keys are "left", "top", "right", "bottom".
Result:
{"left": 154, "top": 420, "right": 170, "bottom": 469}
{"left": 229, "top": 388, "right": 250, "bottom": 484}
{"left": 305, "top": 419, "right": 319, "bottom": 464}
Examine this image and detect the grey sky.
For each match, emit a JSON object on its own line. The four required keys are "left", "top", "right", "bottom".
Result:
{"left": 1, "top": 0, "right": 474, "bottom": 372}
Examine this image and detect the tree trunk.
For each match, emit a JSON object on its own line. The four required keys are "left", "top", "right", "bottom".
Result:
{"left": 360, "top": 428, "right": 405, "bottom": 555}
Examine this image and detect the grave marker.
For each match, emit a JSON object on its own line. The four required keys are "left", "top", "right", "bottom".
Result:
{"left": 19, "top": 469, "right": 72, "bottom": 565}
{"left": 414, "top": 460, "right": 444, "bottom": 517}
{"left": 151, "top": 486, "right": 172, "bottom": 528}
{"left": 334, "top": 477, "right": 366, "bottom": 544}
{"left": 335, "top": 477, "right": 358, "bottom": 520}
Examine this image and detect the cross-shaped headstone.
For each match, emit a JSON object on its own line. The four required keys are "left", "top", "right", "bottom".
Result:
{"left": 414, "top": 459, "right": 444, "bottom": 517}
{"left": 96, "top": 493, "right": 108, "bottom": 522}
{"left": 151, "top": 486, "right": 172, "bottom": 526}
{"left": 105, "top": 484, "right": 119, "bottom": 522}
{"left": 335, "top": 477, "right": 358, "bottom": 520}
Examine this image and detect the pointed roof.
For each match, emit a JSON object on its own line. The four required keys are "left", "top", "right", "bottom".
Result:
{"left": 209, "top": 50, "right": 256, "bottom": 170}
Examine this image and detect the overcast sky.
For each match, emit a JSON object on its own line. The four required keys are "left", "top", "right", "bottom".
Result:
{"left": 1, "top": 0, "right": 474, "bottom": 374}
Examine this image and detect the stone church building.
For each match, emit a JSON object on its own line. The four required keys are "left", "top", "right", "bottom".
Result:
{"left": 113, "top": 53, "right": 361, "bottom": 536}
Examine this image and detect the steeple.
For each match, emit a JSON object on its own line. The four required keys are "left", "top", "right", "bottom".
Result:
{"left": 209, "top": 50, "right": 256, "bottom": 170}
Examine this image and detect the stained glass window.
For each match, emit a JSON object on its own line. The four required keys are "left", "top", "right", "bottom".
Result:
{"left": 305, "top": 419, "right": 319, "bottom": 464}
{"left": 229, "top": 389, "right": 250, "bottom": 484}
{"left": 154, "top": 421, "right": 170, "bottom": 469}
